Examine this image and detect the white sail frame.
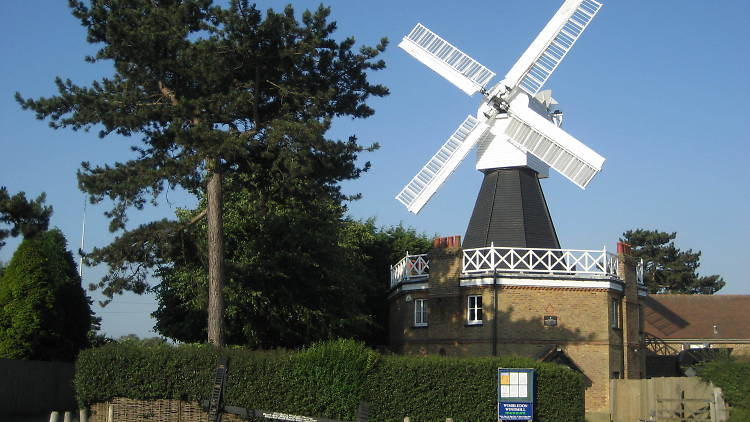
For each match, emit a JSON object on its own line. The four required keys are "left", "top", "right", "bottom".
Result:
{"left": 396, "top": 116, "right": 493, "bottom": 213}
{"left": 506, "top": 96, "right": 604, "bottom": 188}
{"left": 399, "top": 23, "right": 496, "bottom": 96}
{"left": 504, "top": 0, "right": 603, "bottom": 95}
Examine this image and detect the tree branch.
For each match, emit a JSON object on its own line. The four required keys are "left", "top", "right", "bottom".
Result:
{"left": 158, "top": 81, "right": 179, "bottom": 106}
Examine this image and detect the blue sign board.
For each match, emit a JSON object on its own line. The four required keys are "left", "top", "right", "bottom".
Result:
{"left": 497, "top": 368, "right": 535, "bottom": 421}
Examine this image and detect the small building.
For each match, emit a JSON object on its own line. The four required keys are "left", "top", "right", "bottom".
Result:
{"left": 388, "top": 239, "right": 647, "bottom": 418}
{"left": 643, "top": 294, "right": 750, "bottom": 357}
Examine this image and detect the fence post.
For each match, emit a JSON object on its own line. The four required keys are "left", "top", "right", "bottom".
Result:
{"left": 403, "top": 417, "right": 411, "bottom": 422}
{"left": 49, "top": 412, "right": 59, "bottom": 422}
{"left": 63, "top": 411, "right": 72, "bottom": 422}
{"left": 80, "top": 408, "right": 89, "bottom": 422}
{"left": 446, "top": 418, "right": 454, "bottom": 422}
{"left": 107, "top": 404, "right": 114, "bottom": 422}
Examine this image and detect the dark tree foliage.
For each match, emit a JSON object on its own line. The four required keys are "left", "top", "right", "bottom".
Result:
{"left": 150, "top": 182, "right": 433, "bottom": 347}
{"left": 152, "top": 171, "right": 373, "bottom": 348}
{"left": 354, "top": 220, "right": 434, "bottom": 345}
{"left": 16, "top": 0, "right": 387, "bottom": 345}
{"left": 0, "top": 229, "right": 93, "bottom": 361}
{"left": 621, "top": 229, "right": 724, "bottom": 294}
{"left": 0, "top": 186, "right": 52, "bottom": 250}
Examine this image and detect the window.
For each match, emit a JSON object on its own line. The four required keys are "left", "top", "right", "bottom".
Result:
{"left": 414, "top": 299, "right": 428, "bottom": 327}
{"left": 467, "top": 295, "right": 483, "bottom": 325}
{"left": 611, "top": 298, "right": 621, "bottom": 329}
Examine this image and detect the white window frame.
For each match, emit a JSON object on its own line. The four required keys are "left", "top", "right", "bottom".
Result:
{"left": 414, "top": 298, "right": 428, "bottom": 327}
{"left": 611, "top": 297, "right": 621, "bottom": 329}
{"left": 467, "top": 295, "right": 483, "bottom": 325}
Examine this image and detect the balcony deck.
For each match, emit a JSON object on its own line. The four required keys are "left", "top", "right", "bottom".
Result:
{"left": 390, "top": 245, "right": 644, "bottom": 289}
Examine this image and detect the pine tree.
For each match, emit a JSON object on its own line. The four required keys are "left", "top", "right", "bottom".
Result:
{"left": 16, "top": 0, "right": 387, "bottom": 345}
{"left": 0, "top": 229, "right": 93, "bottom": 361}
{"left": 0, "top": 187, "right": 52, "bottom": 250}
{"left": 621, "top": 229, "right": 725, "bottom": 294}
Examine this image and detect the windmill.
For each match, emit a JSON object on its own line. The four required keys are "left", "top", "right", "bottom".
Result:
{"left": 395, "top": 0, "right": 605, "bottom": 249}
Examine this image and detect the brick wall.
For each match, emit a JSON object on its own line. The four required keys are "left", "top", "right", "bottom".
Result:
{"left": 387, "top": 247, "right": 645, "bottom": 414}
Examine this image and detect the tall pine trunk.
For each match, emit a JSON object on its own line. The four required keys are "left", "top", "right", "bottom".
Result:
{"left": 206, "top": 161, "right": 225, "bottom": 346}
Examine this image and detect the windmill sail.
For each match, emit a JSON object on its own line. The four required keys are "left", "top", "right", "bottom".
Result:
{"left": 504, "top": 0, "right": 602, "bottom": 95}
{"left": 396, "top": 116, "right": 493, "bottom": 213}
{"left": 399, "top": 23, "right": 496, "bottom": 96}
{"left": 506, "top": 98, "right": 604, "bottom": 188}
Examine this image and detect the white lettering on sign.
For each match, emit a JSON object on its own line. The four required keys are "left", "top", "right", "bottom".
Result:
{"left": 261, "top": 412, "right": 318, "bottom": 422}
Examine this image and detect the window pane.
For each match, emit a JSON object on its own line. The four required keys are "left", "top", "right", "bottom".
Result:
{"left": 468, "top": 295, "right": 482, "bottom": 323}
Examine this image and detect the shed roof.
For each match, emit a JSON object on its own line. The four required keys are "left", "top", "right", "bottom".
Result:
{"left": 643, "top": 294, "right": 750, "bottom": 340}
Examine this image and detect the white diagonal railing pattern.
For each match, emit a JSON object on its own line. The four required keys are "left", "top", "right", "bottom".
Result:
{"left": 637, "top": 258, "right": 645, "bottom": 285}
{"left": 390, "top": 253, "right": 430, "bottom": 288}
{"left": 462, "top": 245, "right": 618, "bottom": 277}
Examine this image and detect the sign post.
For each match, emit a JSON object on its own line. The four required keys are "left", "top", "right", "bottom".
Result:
{"left": 497, "top": 368, "right": 534, "bottom": 421}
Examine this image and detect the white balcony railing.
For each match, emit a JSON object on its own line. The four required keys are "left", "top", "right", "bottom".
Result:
{"left": 389, "top": 247, "right": 646, "bottom": 288}
{"left": 462, "top": 245, "right": 619, "bottom": 277}
{"left": 390, "top": 253, "right": 429, "bottom": 288}
{"left": 637, "top": 258, "right": 645, "bottom": 285}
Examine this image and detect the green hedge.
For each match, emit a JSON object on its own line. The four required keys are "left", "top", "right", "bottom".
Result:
{"left": 75, "top": 340, "right": 584, "bottom": 422}
{"left": 365, "top": 355, "right": 583, "bottom": 422}
{"left": 697, "top": 359, "right": 750, "bottom": 422}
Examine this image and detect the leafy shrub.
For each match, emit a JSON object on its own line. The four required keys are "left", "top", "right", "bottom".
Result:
{"left": 697, "top": 358, "right": 750, "bottom": 422}
{"left": 365, "top": 355, "right": 584, "bottom": 422}
{"left": 74, "top": 342, "right": 217, "bottom": 405}
{"left": 287, "top": 339, "right": 379, "bottom": 420}
{"left": 75, "top": 340, "right": 584, "bottom": 421}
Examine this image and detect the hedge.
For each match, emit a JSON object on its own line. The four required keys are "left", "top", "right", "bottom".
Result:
{"left": 365, "top": 355, "right": 583, "bottom": 422}
{"left": 697, "top": 358, "right": 750, "bottom": 422}
{"left": 75, "top": 340, "right": 584, "bottom": 422}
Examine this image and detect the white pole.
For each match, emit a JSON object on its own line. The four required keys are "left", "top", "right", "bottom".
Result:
{"left": 79, "top": 197, "right": 87, "bottom": 279}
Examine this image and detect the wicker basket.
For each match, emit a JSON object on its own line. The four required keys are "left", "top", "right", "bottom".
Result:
{"left": 88, "top": 397, "right": 247, "bottom": 422}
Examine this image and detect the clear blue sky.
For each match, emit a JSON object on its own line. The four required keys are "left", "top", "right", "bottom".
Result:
{"left": 1, "top": 1, "right": 748, "bottom": 339}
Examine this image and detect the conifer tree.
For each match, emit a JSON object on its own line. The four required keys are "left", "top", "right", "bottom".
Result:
{"left": 621, "top": 229, "right": 724, "bottom": 294}
{"left": 0, "top": 229, "right": 93, "bottom": 361}
{"left": 16, "top": 0, "right": 387, "bottom": 345}
{"left": 0, "top": 187, "right": 52, "bottom": 250}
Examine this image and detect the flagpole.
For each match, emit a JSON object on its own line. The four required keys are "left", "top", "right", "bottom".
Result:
{"left": 79, "top": 197, "right": 86, "bottom": 279}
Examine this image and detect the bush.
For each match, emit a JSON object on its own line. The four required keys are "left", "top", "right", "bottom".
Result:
{"left": 697, "top": 358, "right": 750, "bottom": 422}
{"left": 365, "top": 355, "right": 584, "bottom": 422}
{"left": 75, "top": 340, "right": 584, "bottom": 422}
{"left": 74, "top": 342, "right": 218, "bottom": 405}
{"left": 0, "top": 229, "right": 92, "bottom": 361}
{"left": 287, "top": 339, "right": 379, "bottom": 420}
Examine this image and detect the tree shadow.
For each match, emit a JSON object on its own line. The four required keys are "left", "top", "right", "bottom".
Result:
{"left": 642, "top": 296, "right": 689, "bottom": 337}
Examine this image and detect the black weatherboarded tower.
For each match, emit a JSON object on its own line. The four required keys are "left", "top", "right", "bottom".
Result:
{"left": 462, "top": 167, "right": 560, "bottom": 249}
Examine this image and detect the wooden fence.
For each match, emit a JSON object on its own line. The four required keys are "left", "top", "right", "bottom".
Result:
{"left": 0, "top": 358, "right": 76, "bottom": 418}
{"left": 610, "top": 377, "right": 728, "bottom": 422}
